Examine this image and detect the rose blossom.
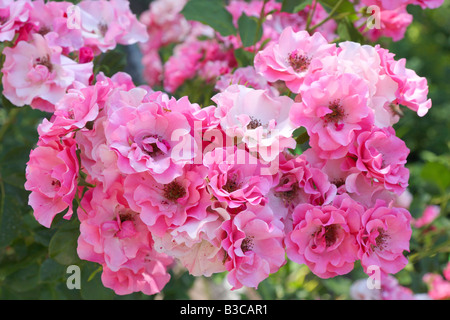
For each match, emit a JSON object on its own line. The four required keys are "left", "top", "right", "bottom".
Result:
{"left": 357, "top": 200, "right": 412, "bottom": 275}
{"left": 412, "top": 205, "right": 440, "bottom": 228}
{"left": 1, "top": 33, "right": 93, "bottom": 112}
{"left": 212, "top": 84, "right": 297, "bottom": 162}
{"left": 77, "top": 183, "right": 152, "bottom": 272}
{"left": 254, "top": 26, "right": 337, "bottom": 93}
{"left": 285, "top": 195, "right": 363, "bottom": 278}
{"left": 78, "top": 0, "right": 148, "bottom": 54}
{"left": 100, "top": 250, "right": 173, "bottom": 296}
{"left": 152, "top": 207, "right": 227, "bottom": 277}
{"left": 24, "top": 136, "right": 79, "bottom": 228}
{"left": 290, "top": 72, "right": 372, "bottom": 159}
{"left": 267, "top": 152, "right": 336, "bottom": 224}
{"left": 349, "top": 126, "right": 410, "bottom": 195}
{"left": 203, "top": 146, "right": 275, "bottom": 209}
{"left": 0, "top": 0, "right": 31, "bottom": 42}
{"left": 220, "top": 204, "right": 286, "bottom": 289}
{"left": 105, "top": 88, "right": 197, "bottom": 184}
{"left": 123, "top": 165, "right": 211, "bottom": 237}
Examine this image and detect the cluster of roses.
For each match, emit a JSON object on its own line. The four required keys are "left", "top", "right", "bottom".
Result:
{"left": 0, "top": 0, "right": 148, "bottom": 112}
{"left": 21, "top": 11, "right": 435, "bottom": 294}
{"left": 139, "top": 0, "right": 443, "bottom": 92}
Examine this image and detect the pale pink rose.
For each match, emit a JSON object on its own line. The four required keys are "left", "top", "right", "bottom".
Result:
{"left": 1, "top": 33, "right": 93, "bottom": 111}
{"left": 139, "top": 0, "right": 190, "bottom": 52}
{"left": 123, "top": 165, "right": 210, "bottom": 237}
{"left": 290, "top": 72, "right": 372, "bottom": 159}
{"left": 321, "top": 41, "right": 399, "bottom": 128}
{"left": 163, "top": 38, "right": 236, "bottom": 93}
{"left": 285, "top": 195, "right": 363, "bottom": 278}
{"left": 212, "top": 84, "right": 296, "bottom": 162}
{"left": 393, "top": 189, "right": 413, "bottom": 209}
{"left": 349, "top": 126, "right": 410, "bottom": 195}
{"left": 357, "top": 200, "right": 412, "bottom": 275}
{"left": 412, "top": 205, "right": 440, "bottom": 228}
{"left": 350, "top": 279, "right": 382, "bottom": 300}
{"left": 215, "top": 66, "right": 279, "bottom": 97}
{"left": 152, "top": 208, "right": 227, "bottom": 277}
{"left": 24, "top": 136, "right": 79, "bottom": 228}
{"left": 141, "top": 48, "right": 163, "bottom": 88}
{"left": 254, "top": 26, "right": 337, "bottom": 93}
{"left": 0, "top": 0, "right": 31, "bottom": 42}
{"left": 423, "top": 273, "right": 450, "bottom": 300}
{"left": 75, "top": 113, "right": 122, "bottom": 192}
{"left": 267, "top": 152, "right": 336, "bottom": 224}
{"left": 77, "top": 183, "right": 154, "bottom": 272}
{"left": 376, "top": 45, "right": 431, "bottom": 117}
{"left": 203, "top": 146, "right": 275, "bottom": 209}
{"left": 27, "top": 0, "right": 83, "bottom": 51}
{"left": 220, "top": 205, "right": 286, "bottom": 290}
{"left": 412, "top": 0, "right": 444, "bottom": 9}
{"left": 380, "top": 273, "right": 417, "bottom": 300}
{"left": 100, "top": 250, "right": 173, "bottom": 296}
{"left": 78, "top": 0, "right": 148, "bottom": 54}
{"left": 105, "top": 88, "right": 197, "bottom": 183}
{"left": 363, "top": 6, "right": 413, "bottom": 42}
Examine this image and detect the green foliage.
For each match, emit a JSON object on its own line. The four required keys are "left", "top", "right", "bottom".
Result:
{"left": 181, "top": 0, "right": 237, "bottom": 36}
{"left": 238, "top": 13, "right": 263, "bottom": 48}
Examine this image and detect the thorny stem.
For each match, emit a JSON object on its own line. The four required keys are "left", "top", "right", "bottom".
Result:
{"left": 308, "top": 0, "right": 346, "bottom": 33}
{"left": 305, "top": 0, "right": 318, "bottom": 32}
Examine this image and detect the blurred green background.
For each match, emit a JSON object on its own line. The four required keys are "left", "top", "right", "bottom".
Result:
{"left": 0, "top": 0, "right": 448, "bottom": 299}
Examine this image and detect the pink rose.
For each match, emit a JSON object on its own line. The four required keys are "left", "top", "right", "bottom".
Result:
{"left": 285, "top": 195, "right": 363, "bottom": 278}
{"left": 105, "top": 88, "right": 197, "bottom": 183}
{"left": 412, "top": 205, "right": 440, "bottom": 228}
{"left": 123, "top": 165, "right": 210, "bottom": 237}
{"left": 220, "top": 205, "right": 285, "bottom": 289}
{"left": 25, "top": 136, "right": 79, "bottom": 228}
{"left": 290, "top": 72, "right": 372, "bottom": 159}
{"left": 349, "top": 126, "right": 410, "bottom": 195}
{"left": 357, "top": 200, "right": 412, "bottom": 275}
{"left": 1, "top": 33, "right": 93, "bottom": 111}
{"left": 203, "top": 146, "right": 275, "bottom": 209}
{"left": 78, "top": 0, "right": 148, "bottom": 54}
{"left": 254, "top": 26, "right": 337, "bottom": 93}
{"left": 0, "top": 0, "right": 31, "bottom": 42}
{"left": 212, "top": 84, "right": 297, "bottom": 161}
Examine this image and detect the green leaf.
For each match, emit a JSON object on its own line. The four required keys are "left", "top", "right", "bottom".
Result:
{"left": 318, "top": 0, "right": 358, "bottom": 21}
{"left": 181, "top": 0, "right": 237, "bottom": 36}
{"left": 421, "top": 161, "right": 450, "bottom": 191}
{"left": 337, "top": 16, "right": 364, "bottom": 42}
{"left": 282, "top": 0, "right": 313, "bottom": 13}
{"left": 234, "top": 48, "right": 254, "bottom": 67}
{"left": 238, "top": 13, "right": 262, "bottom": 48}
{"left": 39, "top": 258, "right": 66, "bottom": 283}
{"left": 48, "top": 227, "right": 81, "bottom": 266}
{"left": 80, "top": 262, "right": 115, "bottom": 300}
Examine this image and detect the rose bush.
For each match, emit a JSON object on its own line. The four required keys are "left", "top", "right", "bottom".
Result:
{"left": 0, "top": 0, "right": 448, "bottom": 300}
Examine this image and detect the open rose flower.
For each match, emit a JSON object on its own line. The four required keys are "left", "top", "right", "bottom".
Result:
{"left": 290, "top": 72, "right": 372, "bottom": 159}
{"left": 349, "top": 126, "right": 410, "bottom": 195}
{"left": 203, "top": 146, "right": 275, "bottom": 209}
{"left": 285, "top": 195, "right": 363, "bottom": 278}
{"left": 220, "top": 204, "right": 286, "bottom": 290}
{"left": 254, "top": 26, "right": 337, "bottom": 93}
{"left": 78, "top": 0, "right": 148, "bottom": 54}
{"left": 0, "top": 0, "right": 31, "bottom": 42}
{"left": 105, "top": 88, "right": 197, "bottom": 184}
{"left": 25, "top": 136, "right": 79, "bottom": 228}
{"left": 357, "top": 200, "right": 412, "bottom": 275}
{"left": 212, "top": 84, "right": 297, "bottom": 162}
{"left": 123, "top": 165, "right": 210, "bottom": 237}
{"left": 1, "top": 33, "right": 93, "bottom": 112}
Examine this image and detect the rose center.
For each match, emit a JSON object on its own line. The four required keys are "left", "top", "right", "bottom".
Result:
{"left": 163, "top": 180, "right": 186, "bottom": 202}
{"left": 35, "top": 55, "right": 53, "bottom": 72}
{"left": 241, "top": 236, "right": 254, "bottom": 253}
{"left": 287, "top": 51, "right": 311, "bottom": 73}
{"left": 323, "top": 99, "right": 345, "bottom": 124}
{"left": 247, "top": 117, "right": 262, "bottom": 130}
